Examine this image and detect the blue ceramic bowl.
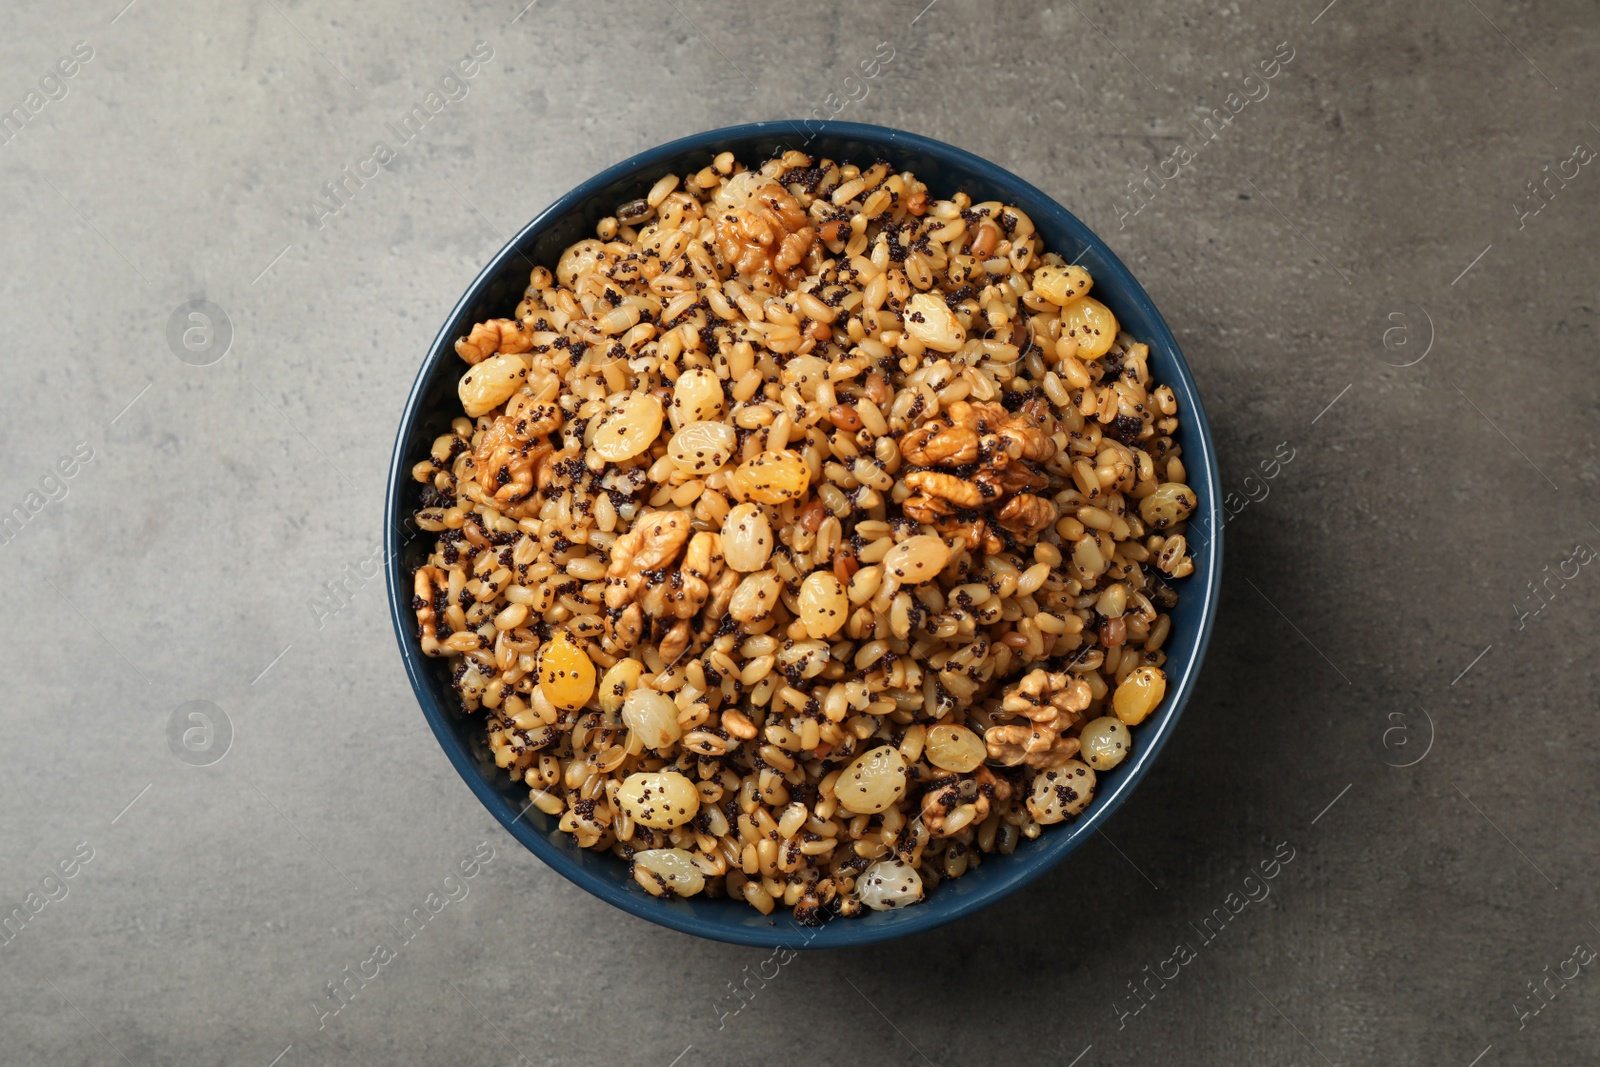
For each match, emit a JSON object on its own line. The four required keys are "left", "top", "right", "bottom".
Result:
{"left": 385, "top": 121, "right": 1221, "bottom": 948}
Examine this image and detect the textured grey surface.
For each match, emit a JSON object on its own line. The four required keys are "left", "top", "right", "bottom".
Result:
{"left": 2, "top": 1, "right": 1597, "bottom": 1064}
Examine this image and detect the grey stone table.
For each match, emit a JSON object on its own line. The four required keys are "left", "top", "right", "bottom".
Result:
{"left": 3, "top": 1, "right": 1595, "bottom": 1064}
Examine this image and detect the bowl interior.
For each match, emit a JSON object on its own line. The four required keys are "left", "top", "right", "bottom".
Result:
{"left": 385, "top": 121, "right": 1221, "bottom": 948}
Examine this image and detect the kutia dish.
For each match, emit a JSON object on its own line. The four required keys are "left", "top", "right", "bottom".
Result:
{"left": 386, "top": 122, "right": 1221, "bottom": 947}
{"left": 407, "top": 148, "right": 1196, "bottom": 915}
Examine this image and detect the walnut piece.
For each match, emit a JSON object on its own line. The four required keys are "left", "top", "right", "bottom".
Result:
{"left": 975, "top": 462, "right": 1049, "bottom": 497}
{"left": 985, "top": 724, "right": 1082, "bottom": 769}
{"left": 605, "top": 517, "right": 721, "bottom": 625}
{"left": 902, "top": 494, "right": 1003, "bottom": 554}
{"left": 638, "top": 571, "right": 706, "bottom": 620}
{"left": 984, "top": 668, "right": 1092, "bottom": 768}
{"left": 657, "top": 619, "right": 693, "bottom": 664}
{"left": 605, "top": 510, "right": 694, "bottom": 608}
{"left": 536, "top": 444, "right": 579, "bottom": 493}
{"left": 995, "top": 415, "right": 1056, "bottom": 464}
{"left": 692, "top": 568, "right": 742, "bottom": 644}
{"left": 920, "top": 766, "right": 1013, "bottom": 838}
{"left": 474, "top": 404, "right": 563, "bottom": 504}
{"left": 901, "top": 493, "right": 948, "bottom": 521}
{"left": 456, "top": 318, "right": 534, "bottom": 365}
{"left": 901, "top": 424, "right": 980, "bottom": 467}
{"left": 1004, "top": 668, "right": 1093, "bottom": 722}
{"left": 996, "top": 493, "right": 1059, "bottom": 538}
{"left": 604, "top": 603, "right": 644, "bottom": 653}
{"left": 918, "top": 401, "right": 1057, "bottom": 465}
{"left": 713, "top": 179, "right": 815, "bottom": 288}
{"left": 904, "top": 470, "right": 991, "bottom": 509}
{"left": 414, "top": 565, "right": 443, "bottom": 654}
{"left": 949, "top": 401, "right": 1055, "bottom": 457}
{"left": 638, "top": 531, "right": 722, "bottom": 620}
{"left": 901, "top": 401, "right": 1060, "bottom": 552}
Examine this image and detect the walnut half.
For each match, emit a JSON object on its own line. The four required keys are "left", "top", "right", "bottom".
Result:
{"left": 901, "top": 401, "right": 1061, "bottom": 553}
{"left": 637, "top": 531, "right": 723, "bottom": 620}
{"left": 474, "top": 407, "right": 562, "bottom": 504}
{"left": 712, "top": 177, "right": 815, "bottom": 289}
{"left": 984, "top": 668, "right": 1092, "bottom": 768}
{"left": 604, "top": 511, "right": 694, "bottom": 608}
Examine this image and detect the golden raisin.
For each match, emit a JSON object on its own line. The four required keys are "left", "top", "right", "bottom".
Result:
{"left": 1138, "top": 482, "right": 1196, "bottom": 529}
{"left": 1060, "top": 296, "right": 1118, "bottom": 360}
{"left": 538, "top": 629, "right": 596, "bottom": 710}
{"left": 731, "top": 450, "right": 810, "bottom": 504}
{"left": 1112, "top": 666, "right": 1166, "bottom": 725}
{"left": 592, "top": 393, "right": 664, "bottom": 462}
{"left": 797, "top": 571, "right": 848, "bottom": 638}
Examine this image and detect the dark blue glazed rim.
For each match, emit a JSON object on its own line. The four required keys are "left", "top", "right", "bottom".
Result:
{"left": 384, "top": 121, "right": 1222, "bottom": 948}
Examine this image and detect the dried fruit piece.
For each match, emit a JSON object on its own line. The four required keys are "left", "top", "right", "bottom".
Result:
{"left": 882, "top": 535, "right": 951, "bottom": 584}
{"left": 903, "top": 292, "right": 966, "bottom": 353}
{"left": 592, "top": 393, "right": 664, "bottom": 462}
{"left": 598, "top": 657, "right": 645, "bottom": 714}
{"left": 835, "top": 745, "right": 908, "bottom": 814}
{"left": 797, "top": 571, "right": 847, "bottom": 638}
{"left": 1079, "top": 716, "right": 1131, "bottom": 770}
{"left": 615, "top": 771, "right": 700, "bottom": 828}
{"left": 458, "top": 353, "right": 529, "bottom": 418}
{"left": 1138, "top": 483, "right": 1196, "bottom": 529}
{"left": 730, "top": 450, "right": 810, "bottom": 504}
{"left": 728, "top": 570, "right": 782, "bottom": 622}
{"left": 621, "top": 689, "right": 682, "bottom": 749}
{"left": 556, "top": 239, "right": 606, "bottom": 289}
{"left": 667, "top": 420, "right": 737, "bottom": 474}
{"left": 669, "top": 367, "right": 725, "bottom": 428}
{"left": 633, "top": 848, "right": 706, "bottom": 897}
{"left": 1113, "top": 667, "right": 1166, "bottom": 725}
{"left": 720, "top": 503, "right": 774, "bottom": 572}
{"left": 1060, "top": 296, "right": 1118, "bottom": 359}
{"left": 780, "top": 355, "right": 829, "bottom": 398}
{"left": 1032, "top": 263, "right": 1092, "bottom": 305}
{"left": 856, "top": 857, "right": 923, "bottom": 911}
{"left": 924, "top": 725, "right": 987, "bottom": 773}
{"left": 1026, "top": 759, "right": 1096, "bottom": 824}
{"left": 538, "top": 630, "right": 595, "bottom": 710}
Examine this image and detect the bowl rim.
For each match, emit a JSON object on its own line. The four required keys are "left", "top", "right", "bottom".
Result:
{"left": 384, "top": 119, "right": 1222, "bottom": 948}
